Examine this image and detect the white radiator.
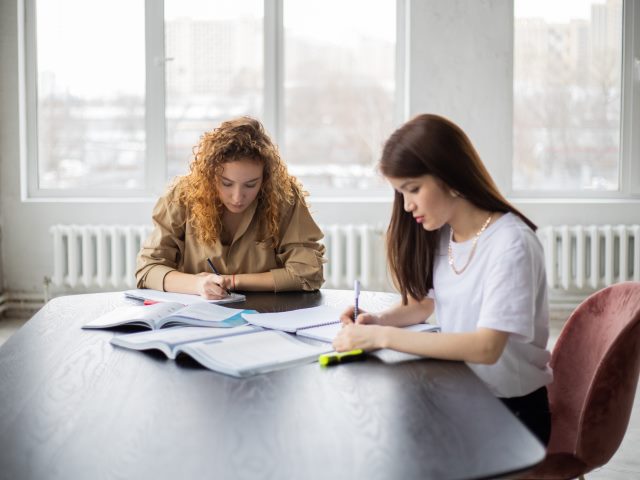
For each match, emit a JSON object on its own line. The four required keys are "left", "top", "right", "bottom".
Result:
{"left": 321, "top": 224, "right": 389, "bottom": 290}
{"left": 51, "top": 223, "right": 639, "bottom": 294}
{"left": 49, "top": 223, "right": 390, "bottom": 291}
{"left": 538, "top": 225, "right": 640, "bottom": 291}
{"left": 50, "top": 225, "right": 154, "bottom": 289}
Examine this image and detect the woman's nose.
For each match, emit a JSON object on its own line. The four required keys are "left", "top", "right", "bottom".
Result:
{"left": 404, "top": 198, "right": 414, "bottom": 212}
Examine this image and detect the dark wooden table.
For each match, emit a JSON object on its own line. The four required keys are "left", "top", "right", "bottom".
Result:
{"left": 0, "top": 290, "right": 545, "bottom": 480}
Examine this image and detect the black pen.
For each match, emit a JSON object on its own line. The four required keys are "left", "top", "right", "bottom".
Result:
{"left": 206, "top": 258, "right": 230, "bottom": 295}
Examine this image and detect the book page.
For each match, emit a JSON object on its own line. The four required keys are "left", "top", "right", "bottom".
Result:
{"left": 241, "top": 305, "right": 342, "bottom": 332}
{"left": 184, "top": 331, "right": 332, "bottom": 376}
{"left": 164, "top": 303, "right": 254, "bottom": 327}
{"left": 83, "top": 302, "right": 182, "bottom": 329}
{"left": 124, "top": 289, "right": 246, "bottom": 306}
{"left": 112, "top": 325, "right": 258, "bottom": 347}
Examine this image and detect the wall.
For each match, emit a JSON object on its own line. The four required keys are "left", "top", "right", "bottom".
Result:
{"left": 1, "top": 0, "right": 638, "bottom": 295}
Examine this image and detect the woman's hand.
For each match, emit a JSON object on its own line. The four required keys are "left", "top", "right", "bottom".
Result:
{"left": 339, "top": 306, "right": 382, "bottom": 325}
{"left": 195, "top": 272, "right": 231, "bottom": 299}
{"left": 333, "top": 323, "right": 387, "bottom": 352}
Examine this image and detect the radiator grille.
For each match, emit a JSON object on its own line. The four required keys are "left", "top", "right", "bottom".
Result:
{"left": 50, "top": 223, "right": 639, "bottom": 293}
{"left": 538, "top": 225, "right": 640, "bottom": 291}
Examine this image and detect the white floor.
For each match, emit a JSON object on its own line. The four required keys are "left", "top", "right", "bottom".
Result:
{"left": 1, "top": 309, "right": 639, "bottom": 478}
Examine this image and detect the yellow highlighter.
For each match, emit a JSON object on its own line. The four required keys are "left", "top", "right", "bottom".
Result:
{"left": 318, "top": 349, "right": 365, "bottom": 367}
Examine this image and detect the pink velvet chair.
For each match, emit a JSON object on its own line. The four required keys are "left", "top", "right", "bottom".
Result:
{"left": 523, "top": 281, "right": 640, "bottom": 480}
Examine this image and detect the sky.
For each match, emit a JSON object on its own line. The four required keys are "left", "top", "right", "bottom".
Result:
{"left": 36, "top": 0, "right": 606, "bottom": 97}
{"left": 37, "top": 0, "right": 145, "bottom": 96}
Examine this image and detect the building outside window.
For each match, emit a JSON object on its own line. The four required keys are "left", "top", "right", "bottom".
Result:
{"left": 513, "top": 0, "right": 623, "bottom": 193}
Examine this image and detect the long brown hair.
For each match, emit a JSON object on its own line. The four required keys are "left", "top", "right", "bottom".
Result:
{"left": 175, "top": 116, "right": 304, "bottom": 247}
{"left": 379, "top": 113, "right": 536, "bottom": 304}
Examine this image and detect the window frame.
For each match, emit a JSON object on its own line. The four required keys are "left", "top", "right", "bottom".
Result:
{"left": 23, "top": 0, "right": 407, "bottom": 200}
{"left": 508, "top": 0, "right": 640, "bottom": 200}
{"left": 621, "top": 0, "right": 640, "bottom": 196}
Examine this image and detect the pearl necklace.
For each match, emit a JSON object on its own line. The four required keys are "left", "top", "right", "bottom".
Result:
{"left": 448, "top": 214, "right": 493, "bottom": 275}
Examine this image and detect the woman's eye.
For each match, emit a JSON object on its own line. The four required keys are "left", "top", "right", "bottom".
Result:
{"left": 222, "top": 182, "right": 232, "bottom": 187}
{"left": 245, "top": 183, "right": 258, "bottom": 189}
{"left": 409, "top": 187, "right": 419, "bottom": 194}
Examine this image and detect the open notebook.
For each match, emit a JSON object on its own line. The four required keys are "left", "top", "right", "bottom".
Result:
{"left": 242, "top": 305, "right": 440, "bottom": 343}
{"left": 110, "top": 326, "right": 332, "bottom": 378}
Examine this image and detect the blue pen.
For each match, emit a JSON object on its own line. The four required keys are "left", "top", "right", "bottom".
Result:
{"left": 353, "top": 279, "right": 360, "bottom": 322}
{"left": 206, "top": 258, "right": 230, "bottom": 295}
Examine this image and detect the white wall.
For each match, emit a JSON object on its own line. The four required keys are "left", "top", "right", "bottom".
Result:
{"left": 1, "top": 0, "right": 638, "bottom": 295}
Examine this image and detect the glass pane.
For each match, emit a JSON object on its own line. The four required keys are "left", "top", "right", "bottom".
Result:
{"left": 165, "top": 0, "right": 264, "bottom": 179}
{"left": 513, "top": 0, "right": 623, "bottom": 191}
{"left": 283, "top": 0, "right": 396, "bottom": 190}
{"left": 36, "top": 0, "right": 145, "bottom": 190}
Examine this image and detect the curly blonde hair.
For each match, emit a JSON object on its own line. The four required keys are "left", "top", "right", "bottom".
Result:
{"left": 175, "top": 117, "right": 305, "bottom": 247}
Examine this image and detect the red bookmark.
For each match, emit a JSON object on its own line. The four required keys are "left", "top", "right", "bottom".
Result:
{"left": 143, "top": 300, "right": 159, "bottom": 305}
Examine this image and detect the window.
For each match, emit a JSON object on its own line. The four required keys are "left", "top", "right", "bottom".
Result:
{"left": 32, "top": 0, "right": 146, "bottom": 191}
{"left": 283, "top": 0, "right": 396, "bottom": 191}
{"left": 164, "top": 0, "right": 264, "bottom": 180}
{"left": 26, "top": 0, "right": 400, "bottom": 197}
{"left": 513, "top": 0, "right": 624, "bottom": 193}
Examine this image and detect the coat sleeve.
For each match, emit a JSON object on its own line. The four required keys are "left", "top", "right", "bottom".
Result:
{"left": 270, "top": 197, "right": 326, "bottom": 292}
{"left": 135, "top": 188, "right": 187, "bottom": 290}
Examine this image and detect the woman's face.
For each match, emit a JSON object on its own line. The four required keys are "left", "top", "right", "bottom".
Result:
{"left": 387, "top": 174, "right": 456, "bottom": 231}
{"left": 217, "top": 158, "right": 264, "bottom": 214}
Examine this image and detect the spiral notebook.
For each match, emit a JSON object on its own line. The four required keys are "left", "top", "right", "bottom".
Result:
{"left": 298, "top": 321, "right": 440, "bottom": 344}
{"left": 241, "top": 305, "right": 342, "bottom": 333}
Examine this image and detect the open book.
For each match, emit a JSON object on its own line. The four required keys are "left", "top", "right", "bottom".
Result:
{"left": 241, "top": 305, "right": 440, "bottom": 343}
{"left": 83, "top": 302, "right": 255, "bottom": 330}
{"left": 125, "top": 288, "right": 246, "bottom": 305}
{"left": 110, "top": 325, "right": 259, "bottom": 358}
{"left": 110, "top": 326, "right": 332, "bottom": 378}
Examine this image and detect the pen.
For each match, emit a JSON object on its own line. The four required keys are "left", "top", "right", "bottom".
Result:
{"left": 206, "top": 258, "right": 231, "bottom": 295}
{"left": 353, "top": 279, "right": 360, "bottom": 322}
{"left": 318, "top": 349, "right": 365, "bottom": 367}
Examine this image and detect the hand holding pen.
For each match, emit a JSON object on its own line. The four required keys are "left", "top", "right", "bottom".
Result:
{"left": 206, "top": 258, "right": 231, "bottom": 295}
{"left": 338, "top": 281, "right": 381, "bottom": 325}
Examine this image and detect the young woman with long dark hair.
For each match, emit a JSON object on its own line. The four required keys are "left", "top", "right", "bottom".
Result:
{"left": 334, "top": 114, "right": 552, "bottom": 444}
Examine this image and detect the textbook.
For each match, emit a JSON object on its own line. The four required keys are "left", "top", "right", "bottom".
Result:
{"left": 83, "top": 302, "right": 255, "bottom": 330}
{"left": 110, "top": 325, "right": 260, "bottom": 359}
{"left": 124, "top": 288, "right": 246, "bottom": 305}
{"left": 111, "top": 327, "right": 333, "bottom": 378}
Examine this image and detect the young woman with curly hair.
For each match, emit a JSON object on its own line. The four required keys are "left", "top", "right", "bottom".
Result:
{"left": 136, "top": 117, "right": 325, "bottom": 298}
{"left": 333, "top": 114, "right": 552, "bottom": 445}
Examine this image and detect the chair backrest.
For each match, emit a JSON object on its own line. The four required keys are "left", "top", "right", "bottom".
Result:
{"left": 547, "top": 281, "right": 640, "bottom": 468}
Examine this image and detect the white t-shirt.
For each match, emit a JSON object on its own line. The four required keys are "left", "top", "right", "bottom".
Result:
{"left": 429, "top": 212, "right": 553, "bottom": 398}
